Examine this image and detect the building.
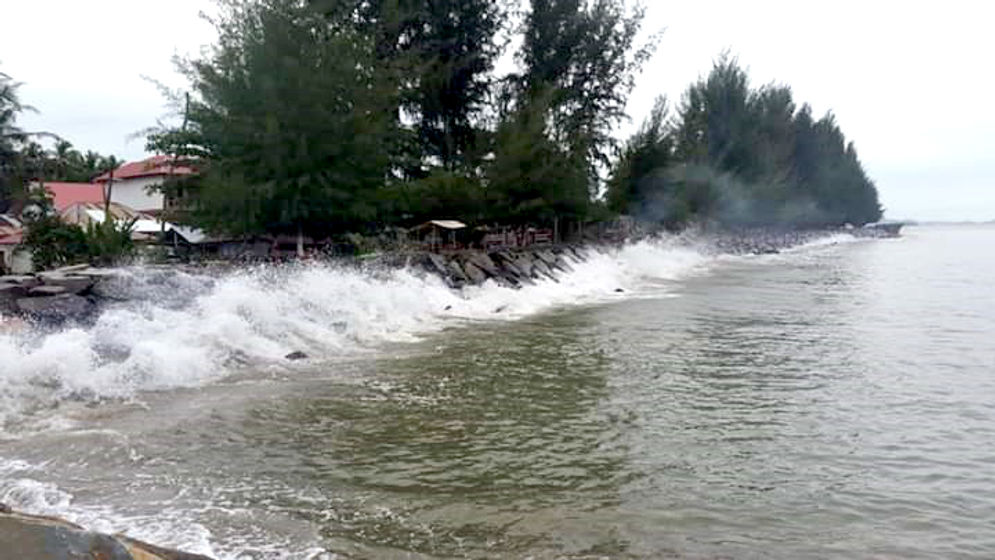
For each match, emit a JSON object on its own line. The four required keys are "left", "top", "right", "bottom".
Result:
{"left": 43, "top": 181, "right": 106, "bottom": 211}
{"left": 0, "top": 214, "right": 31, "bottom": 274}
{"left": 93, "top": 155, "right": 196, "bottom": 214}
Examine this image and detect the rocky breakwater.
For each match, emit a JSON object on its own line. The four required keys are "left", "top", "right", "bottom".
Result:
{"left": 415, "top": 245, "right": 584, "bottom": 289}
{"left": 0, "top": 264, "right": 117, "bottom": 327}
{"left": 0, "top": 504, "right": 213, "bottom": 560}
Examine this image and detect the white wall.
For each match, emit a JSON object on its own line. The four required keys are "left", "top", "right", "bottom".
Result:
{"left": 1, "top": 246, "right": 32, "bottom": 274}
{"left": 107, "top": 176, "right": 164, "bottom": 212}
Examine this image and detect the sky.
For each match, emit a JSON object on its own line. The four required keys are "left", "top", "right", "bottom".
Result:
{"left": 2, "top": 1, "right": 993, "bottom": 221}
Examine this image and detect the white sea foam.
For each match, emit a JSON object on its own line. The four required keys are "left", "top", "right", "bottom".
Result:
{"left": 0, "top": 235, "right": 805, "bottom": 428}
{"left": 0, "top": 232, "right": 852, "bottom": 558}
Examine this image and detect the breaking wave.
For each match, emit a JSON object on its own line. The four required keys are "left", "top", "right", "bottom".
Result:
{"left": 0, "top": 238, "right": 714, "bottom": 429}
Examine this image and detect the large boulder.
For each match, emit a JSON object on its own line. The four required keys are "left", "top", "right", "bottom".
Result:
{"left": 0, "top": 507, "right": 215, "bottom": 560}
{"left": 467, "top": 252, "right": 500, "bottom": 277}
{"left": 0, "top": 283, "right": 27, "bottom": 315}
{"left": 28, "top": 285, "right": 68, "bottom": 297}
{"left": 37, "top": 273, "right": 96, "bottom": 295}
{"left": 447, "top": 259, "right": 469, "bottom": 284}
{"left": 531, "top": 257, "right": 558, "bottom": 281}
{"left": 462, "top": 261, "right": 488, "bottom": 285}
{"left": 513, "top": 255, "right": 538, "bottom": 279}
{"left": 425, "top": 253, "right": 450, "bottom": 278}
{"left": 15, "top": 294, "right": 96, "bottom": 325}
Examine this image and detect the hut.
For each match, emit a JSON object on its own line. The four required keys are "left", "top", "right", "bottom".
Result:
{"left": 410, "top": 220, "right": 467, "bottom": 251}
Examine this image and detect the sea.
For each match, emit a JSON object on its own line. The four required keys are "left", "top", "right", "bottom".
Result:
{"left": 1, "top": 223, "right": 993, "bottom": 559}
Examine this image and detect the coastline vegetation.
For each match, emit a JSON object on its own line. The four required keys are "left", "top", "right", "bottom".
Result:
{"left": 2, "top": 0, "right": 883, "bottom": 255}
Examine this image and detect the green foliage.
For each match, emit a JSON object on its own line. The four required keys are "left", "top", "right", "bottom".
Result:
{"left": 486, "top": 94, "right": 590, "bottom": 224}
{"left": 22, "top": 215, "right": 89, "bottom": 270}
{"left": 519, "top": 0, "right": 657, "bottom": 184}
{"left": 22, "top": 210, "right": 135, "bottom": 270}
{"left": 149, "top": 0, "right": 397, "bottom": 238}
{"left": 606, "top": 96, "right": 673, "bottom": 214}
{"left": 384, "top": 170, "right": 487, "bottom": 225}
{"left": 2, "top": 67, "right": 121, "bottom": 218}
{"left": 312, "top": 0, "right": 504, "bottom": 172}
{"left": 1, "top": 69, "right": 31, "bottom": 213}
{"left": 612, "top": 54, "right": 883, "bottom": 227}
{"left": 84, "top": 218, "right": 136, "bottom": 266}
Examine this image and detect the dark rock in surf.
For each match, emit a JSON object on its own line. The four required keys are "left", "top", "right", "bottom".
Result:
{"left": 15, "top": 294, "right": 96, "bottom": 325}
{"left": 36, "top": 273, "right": 96, "bottom": 295}
{"left": 447, "top": 259, "right": 469, "bottom": 284}
{"left": 27, "top": 285, "right": 67, "bottom": 297}
{"left": 467, "top": 252, "right": 500, "bottom": 277}
{"left": 0, "top": 506, "right": 214, "bottom": 560}
{"left": 285, "top": 351, "right": 308, "bottom": 361}
{"left": 0, "top": 284, "right": 26, "bottom": 314}
{"left": 462, "top": 261, "right": 488, "bottom": 285}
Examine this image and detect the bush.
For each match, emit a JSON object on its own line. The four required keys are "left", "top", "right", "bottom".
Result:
{"left": 23, "top": 215, "right": 136, "bottom": 271}
{"left": 84, "top": 218, "right": 136, "bottom": 266}
{"left": 22, "top": 215, "right": 89, "bottom": 270}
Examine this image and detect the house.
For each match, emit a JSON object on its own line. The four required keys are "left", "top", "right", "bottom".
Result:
{"left": 93, "top": 155, "right": 196, "bottom": 214}
{"left": 60, "top": 202, "right": 177, "bottom": 242}
{"left": 0, "top": 214, "right": 31, "bottom": 274}
{"left": 42, "top": 181, "right": 107, "bottom": 211}
{"left": 411, "top": 220, "right": 467, "bottom": 251}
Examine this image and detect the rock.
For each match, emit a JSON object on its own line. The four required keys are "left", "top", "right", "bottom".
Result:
{"left": 285, "top": 351, "right": 308, "bottom": 361}
{"left": 447, "top": 259, "right": 469, "bottom": 283}
{"left": 37, "top": 273, "right": 96, "bottom": 295}
{"left": 554, "top": 255, "right": 574, "bottom": 273}
{"left": 513, "top": 255, "right": 537, "bottom": 279}
{"left": 51, "top": 263, "right": 91, "bottom": 274}
{"left": 15, "top": 294, "right": 96, "bottom": 324}
{"left": 0, "top": 507, "right": 214, "bottom": 560}
{"left": 531, "top": 258, "right": 558, "bottom": 281}
{"left": 71, "top": 267, "right": 121, "bottom": 279}
{"left": 0, "top": 283, "right": 27, "bottom": 314}
{"left": 615, "top": 288, "right": 625, "bottom": 293}
{"left": 467, "top": 252, "right": 500, "bottom": 277}
{"left": 28, "top": 285, "right": 68, "bottom": 297}
{"left": 0, "top": 275, "right": 37, "bottom": 285}
{"left": 425, "top": 253, "right": 450, "bottom": 278}
{"left": 462, "top": 261, "right": 488, "bottom": 285}
{"left": 89, "top": 276, "right": 135, "bottom": 302}
{"left": 494, "top": 252, "right": 527, "bottom": 281}
{"left": 117, "top": 535, "right": 215, "bottom": 560}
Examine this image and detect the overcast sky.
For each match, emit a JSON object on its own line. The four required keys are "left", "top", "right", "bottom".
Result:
{"left": 2, "top": 1, "right": 992, "bottom": 221}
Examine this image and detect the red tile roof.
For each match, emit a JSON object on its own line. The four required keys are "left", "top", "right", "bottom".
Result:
{"left": 93, "top": 155, "right": 196, "bottom": 183}
{"left": 0, "top": 230, "right": 24, "bottom": 246}
{"left": 0, "top": 217, "right": 23, "bottom": 245}
{"left": 44, "top": 182, "right": 106, "bottom": 211}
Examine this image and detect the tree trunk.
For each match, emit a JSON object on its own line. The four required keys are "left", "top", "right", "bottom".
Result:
{"left": 103, "top": 169, "right": 114, "bottom": 216}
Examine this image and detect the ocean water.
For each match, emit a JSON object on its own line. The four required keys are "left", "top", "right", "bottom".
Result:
{"left": 1, "top": 224, "right": 993, "bottom": 559}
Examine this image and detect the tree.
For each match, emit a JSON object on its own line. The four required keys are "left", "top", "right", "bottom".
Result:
{"left": 1, "top": 69, "right": 31, "bottom": 212}
{"left": 518, "top": 0, "right": 656, "bottom": 188}
{"left": 486, "top": 92, "right": 589, "bottom": 225}
{"left": 149, "top": 0, "right": 397, "bottom": 245}
{"left": 645, "top": 54, "right": 882, "bottom": 227}
{"left": 605, "top": 96, "right": 673, "bottom": 215}
{"left": 310, "top": 0, "right": 504, "bottom": 174}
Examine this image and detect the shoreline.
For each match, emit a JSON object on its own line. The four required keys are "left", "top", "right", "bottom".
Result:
{"left": 0, "top": 227, "right": 864, "bottom": 328}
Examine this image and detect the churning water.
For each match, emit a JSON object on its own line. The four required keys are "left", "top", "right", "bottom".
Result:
{"left": 1, "top": 224, "right": 994, "bottom": 559}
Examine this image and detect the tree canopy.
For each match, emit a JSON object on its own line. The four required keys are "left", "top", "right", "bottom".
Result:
{"left": 606, "top": 55, "right": 882, "bottom": 227}
{"left": 1, "top": 68, "right": 120, "bottom": 214}
{"left": 147, "top": 3, "right": 881, "bottom": 238}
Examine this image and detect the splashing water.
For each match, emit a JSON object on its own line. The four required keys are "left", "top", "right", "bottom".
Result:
{"left": 0, "top": 238, "right": 716, "bottom": 430}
